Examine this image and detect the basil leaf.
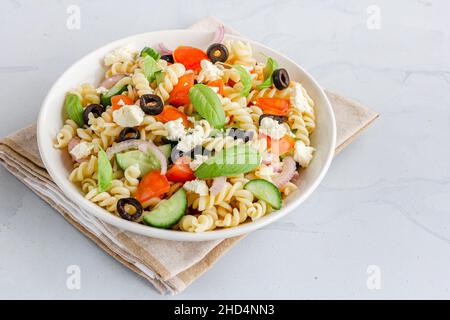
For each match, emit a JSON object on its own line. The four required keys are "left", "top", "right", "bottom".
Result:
{"left": 188, "top": 84, "right": 226, "bottom": 129}
{"left": 140, "top": 47, "right": 160, "bottom": 61}
{"left": 195, "top": 144, "right": 260, "bottom": 178}
{"left": 97, "top": 148, "right": 113, "bottom": 192}
{"left": 142, "top": 55, "right": 161, "bottom": 83}
{"left": 65, "top": 93, "right": 84, "bottom": 127}
{"left": 233, "top": 65, "right": 252, "bottom": 97}
{"left": 257, "top": 57, "right": 278, "bottom": 90}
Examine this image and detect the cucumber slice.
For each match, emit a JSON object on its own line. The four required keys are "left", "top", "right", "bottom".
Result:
{"left": 116, "top": 150, "right": 160, "bottom": 177}
{"left": 244, "top": 179, "right": 282, "bottom": 210}
{"left": 143, "top": 189, "right": 187, "bottom": 228}
{"left": 100, "top": 82, "right": 128, "bottom": 107}
{"left": 158, "top": 144, "right": 172, "bottom": 160}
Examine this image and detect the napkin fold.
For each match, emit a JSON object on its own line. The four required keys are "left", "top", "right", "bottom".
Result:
{"left": 0, "top": 17, "right": 378, "bottom": 295}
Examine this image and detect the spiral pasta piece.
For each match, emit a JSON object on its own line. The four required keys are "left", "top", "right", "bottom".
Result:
{"left": 123, "top": 164, "right": 140, "bottom": 196}
{"left": 132, "top": 69, "right": 153, "bottom": 97}
{"left": 105, "top": 60, "right": 137, "bottom": 78}
{"left": 109, "top": 179, "right": 131, "bottom": 198}
{"left": 139, "top": 115, "right": 168, "bottom": 140}
{"left": 71, "top": 83, "right": 101, "bottom": 106}
{"left": 221, "top": 97, "right": 256, "bottom": 132}
{"left": 280, "top": 182, "right": 298, "bottom": 198}
{"left": 225, "top": 40, "right": 256, "bottom": 67}
{"left": 155, "top": 63, "right": 186, "bottom": 101}
{"left": 191, "top": 181, "right": 244, "bottom": 212}
{"left": 248, "top": 87, "right": 290, "bottom": 103}
{"left": 84, "top": 188, "right": 118, "bottom": 213}
{"left": 215, "top": 202, "right": 248, "bottom": 228}
{"left": 247, "top": 200, "right": 269, "bottom": 221}
{"left": 54, "top": 119, "right": 78, "bottom": 148}
{"left": 288, "top": 107, "right": 310, "bottom": 146}
{"left": 69, "top": 155, "right": 98, "bottom": 182}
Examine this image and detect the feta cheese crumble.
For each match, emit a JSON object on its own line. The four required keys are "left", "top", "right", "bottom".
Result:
{"left": 197, "top": 60, "right": 224, "bottom": 83}
{"left": 183, "top": 179, "right": 209, "bottom": 196}
{"left": 189, "top": 154, "right": 209, "bottom": 171}
{"left": 112, "top": 105, "right": 144, "bottom": 127}
{"left": 104, "top": 45, "right": 138, "bottom": 66}
{"left": 165, "top": 118, "right": 186, "bottom": 141}
{"left": 259, "top": 117, "right": 287, "bottom": 140}
{"left": 290, "top": 82, "right": 312, "bottom": 113}
{"left": 176, "top": 123, "right": 209, "bottom": 152}
{"left": 69, "top": 142, "right": 93, "bottom": 161}
{"left": 294, "top": 140, "right": 315, "bottom": 167}
{"left": 96, "top": 86, "right": 109, "bottom": 95}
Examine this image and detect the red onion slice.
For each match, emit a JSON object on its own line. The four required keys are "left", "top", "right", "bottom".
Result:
{"left": 138, "top": 141, "right": 168, "bottom": 175}
{"left": 210, "top": 176, "right": 226, "bottom": 196}
{"left": 211, "top": 24, "right": 225, "bottom": 44}
{"left": 272, "top": 156, "right": 297, "bottom": 188}
{"left": 99, "top": 74, "right": 126, "bottom": 89}
{"left": 158, "top": 42, "right": 173, "bottom": 55}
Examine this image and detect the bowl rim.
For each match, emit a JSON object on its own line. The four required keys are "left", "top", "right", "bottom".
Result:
{"left": 37, "top": 29, "right": 336, "bottom": 242}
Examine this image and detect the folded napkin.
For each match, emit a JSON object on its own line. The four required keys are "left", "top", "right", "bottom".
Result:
{"left": 0, "top": 17, "right": 378, "bottom": 295}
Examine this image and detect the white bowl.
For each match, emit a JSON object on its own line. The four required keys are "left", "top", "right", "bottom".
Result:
{"left": 37, "top": 30, "right": 336, "bottom": 241}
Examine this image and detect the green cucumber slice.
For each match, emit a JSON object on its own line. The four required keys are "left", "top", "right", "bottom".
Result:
{"left": 158, "top": 144, "right": 172, "bottom": 160}
{"left": 244, "top": 179, "right": 282, "bottom": 210}
{"left": 143, "top": 189, "right": 187, "bottom": 228}
{"left": 100, "top": 81, "right": 128, "bottom": 107}
{"left": 116, "top": 150, "right": 160, "bottom": 177}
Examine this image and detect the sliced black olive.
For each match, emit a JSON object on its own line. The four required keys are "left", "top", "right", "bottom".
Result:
{"left": 139, "top": 94, "right": 164, "bottom": 115}
{"left": 259, "top": 114, "right": 288, "bottom": 125}
{"left": 227, "top": 128, "right": 254, "bottom": 143}
{"left": 272, "top": 68, "right": 290, "bottom": 90}
{"left": 207, "top": 43, "right": 229, "bottom": 63}
{"left": 117, "top": 198, "right": 143, "bottom": 221}
{"left": 160, "top": 54, "right": 174, "bottom": 64}
{"left": 82, "top": 104, "right": 104, "bottom": 124}
{"left": 117, "top": 127, "right": 141, "bottom": 142}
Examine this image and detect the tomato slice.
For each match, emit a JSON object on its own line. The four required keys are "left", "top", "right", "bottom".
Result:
{"left": 168, "top": 73, "right": 195, "bottom": 107}
{"left": 154, "top": 106, "right": 189, "bottom": 126}
{"left": 173, "top": 46, "right": 209, "bottom": 72}
{"left": 111, "top": 95, "right": 134, "bottom": 111}
{"left": 260, "top": 134, "right": 295, "bottom": 156}
{"left": 257, "top": 98, "right": 290, "bottom": 116}
{"left": 166, "top": 158, "right": 195, "bottom": 183}
{"left": 135, "top": 170, "right": 170, "bottom": 204}
{"left": 207, "top": 79, "right": 224, "bottom": 95}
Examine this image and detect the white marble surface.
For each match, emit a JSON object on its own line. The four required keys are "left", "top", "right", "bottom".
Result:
{"left": 1, "top": 0, "right": 449, "bottom": 299}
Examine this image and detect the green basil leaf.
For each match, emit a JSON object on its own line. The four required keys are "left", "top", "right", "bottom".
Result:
{"left": 233, "top": 65, "right": 252, "bottom": 97}
{"left": 142, "top": 55, "right": 161, "bottom": 83}
{"left": 97, "top": 148, "right": 113, "bottom": 192}
{"left": 65, "top": 93, "right": 84, "bottom": 127}
{"left": 188, "top": 84, "right": 226, "bottom": 129}
{"left": 140, "top": 47, "right": 160, "bottom": 61}
{"left": 257, "top": 56, "right": 278, "bottom": 90}
{"left": 195, "top": 144, "right": 260, "bottom": 178}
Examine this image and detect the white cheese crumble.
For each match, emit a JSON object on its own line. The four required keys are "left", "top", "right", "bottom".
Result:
{"left": 104, "top": 45, "right": 138, "bottom": 66}
{"left": 189, "top": 154, "right": 209, "bottom": 171}
{"left": 294, "top": 140, "right": 315, "bottom": 167}
{"left": 96, "top": 86, "right": 109, "bottom": 95}
{"left": 258, "top": 164, "right": 275, "bottom": 177}
{"left": 197, "top": 60, "right": 224, "bottom": 83}
{"left": 69, "top": 142, "right": 93, "bottom": 161}
{"left": 259, "top": 117, "right": 287, "bottom": 140}
{"left": 165, "top": 118, "right": 186, "bottom": 141}
{"left": 183, "top": 179, "right": 209, "bottom": 196}
{"left": 112, "top": 105, "right": 144, "bottom": 127}
{"left": 290, "top": 82, "right": 312, "bottom": 113}
{"left": 176, "top": 123, "right": 209, "bottom": 153}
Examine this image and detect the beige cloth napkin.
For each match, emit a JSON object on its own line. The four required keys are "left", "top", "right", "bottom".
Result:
{"left": 0, "top": 17, "right": 378, "bottom": 295}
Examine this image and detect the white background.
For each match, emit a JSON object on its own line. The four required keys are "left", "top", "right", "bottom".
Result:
{"left": 1, "top": 0, "right": 449, "bottom": 299}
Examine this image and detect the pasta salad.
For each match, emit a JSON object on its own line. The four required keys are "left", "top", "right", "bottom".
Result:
{"left": 54, "top": 36, "right": 316, "bottom": 233}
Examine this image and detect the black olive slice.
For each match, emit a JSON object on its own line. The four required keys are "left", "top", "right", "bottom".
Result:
{"left": 206, "top": 43, "right": 229, "bottom": 63}
{"left": 117, "top": 127, "right": 141, "bottom": 142}
{"left": 117, "top": 198, "right": 143, "bottom": 221}
{"left": 227, "top": 128, "right": 254, "bottom": 143}
{"left": 161, "top": 54, "right": 174, "bottom": 64}
{"left": 272, "top": 68, "right": 290, "bottom": 90}
{"left": 82, "top": 104, "right": 104, "bottom": 124}
{"left": 259, "top": 114, "right": 288, "bottom": 125}
{"left": 139, "top": 94, "right": 164, "bottom": 115}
